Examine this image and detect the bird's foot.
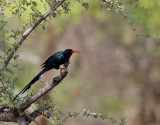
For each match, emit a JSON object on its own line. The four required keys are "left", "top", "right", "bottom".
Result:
{"left": 59, "top": 67, "right": 65, "bottom": 72}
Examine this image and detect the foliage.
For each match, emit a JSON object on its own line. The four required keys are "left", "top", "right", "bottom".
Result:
{"left": 55, "top": 109, "right": 126, "bottom": 125}
{"left": 0, "top": 0, "right": 126, "bottom": 106}
{"left": 0, "top": 0, "right": 127, "bottom": 124}
{"left": 0, "top": 0, "right": 159, "bottom": 124}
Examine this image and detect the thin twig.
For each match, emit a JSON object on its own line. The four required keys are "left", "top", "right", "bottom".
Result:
{"left": 119, "top": 11, "right": 137, "bottom": 36}
{"left": 61, "top": 112, "right": 123, "bottom": 125}
{"left": 102, "top": 0, "right": 138, "bottom": 36}
{"left": 0, "top": 80, "right": 15, "bottom": 107}
{"left": 0, "top": 0, "right": 16, "bottom": 14}
{"left": 0, "top": 0, "right": 66, "bottom": 76}
{"left": 0, "top": 85, "right": 9, "bottom": 93}
{"left": 46, "top": 95, "right": 62, "bottom": 118}
{"left": 61, "top": 115, "right": 70, "bottom": 122}
{"left": 24, "top": 112, "right": 39, "bottom": 125}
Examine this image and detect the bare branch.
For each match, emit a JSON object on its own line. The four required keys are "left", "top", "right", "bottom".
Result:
{"left": 0, "top": 62, "right": 69, "bottom": 123}
{"left": 28, "top": 106, "right": 52, "bottom": 123}
{"left": 17, "top": 61, "right": 69, "bottom": 113}
{"left": 0, "top": 110, "right": 17, "bottom": 122}
{"left": 17, "top": 117, "right": 28, "bottom": 125}
{"left": 0, "top": 0, "right": 66, "bottom": 76}
{"left": 29, "top": 107, "right": 46, "bottom": 120}
{"left": 24, "top": 112, "right": 39, "bottom": 125}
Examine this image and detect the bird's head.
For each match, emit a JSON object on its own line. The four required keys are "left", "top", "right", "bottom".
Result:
{"left": 63, "top": 49, "right": 80, "bottom": 57}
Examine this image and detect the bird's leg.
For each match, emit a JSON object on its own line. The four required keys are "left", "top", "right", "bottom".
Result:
{"left": 59, "top": 67, "right": 65, "bottom": 72}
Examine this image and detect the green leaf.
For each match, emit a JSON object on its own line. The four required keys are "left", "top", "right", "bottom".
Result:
{"left": 13, "top": 55, "right": 19, "bottom": 60}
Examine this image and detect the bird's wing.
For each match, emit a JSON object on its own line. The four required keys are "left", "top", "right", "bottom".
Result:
{"left": 41, "top": 51, "right": 64, "bottom": 68}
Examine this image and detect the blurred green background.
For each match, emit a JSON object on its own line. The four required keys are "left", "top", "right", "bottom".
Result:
{"left": 1, "top": 0, "right": 160, "bottom": 125}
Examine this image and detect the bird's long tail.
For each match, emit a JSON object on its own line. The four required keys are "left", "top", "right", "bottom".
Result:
{"left": 13, "top": 68, "right": 48, "bottom": 101}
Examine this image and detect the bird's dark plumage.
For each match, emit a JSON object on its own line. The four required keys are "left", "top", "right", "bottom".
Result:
{"left": 13, "top": 49, "right": 79, "bottom": 101}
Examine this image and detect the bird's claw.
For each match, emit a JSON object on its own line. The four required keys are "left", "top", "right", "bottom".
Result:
{"left": 59, "top": 67, "right": 65, "bottom": 72}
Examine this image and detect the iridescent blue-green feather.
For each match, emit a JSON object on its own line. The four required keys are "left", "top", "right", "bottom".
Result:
{"left": 13, "top": 49, "right": 79, "bottom": 101}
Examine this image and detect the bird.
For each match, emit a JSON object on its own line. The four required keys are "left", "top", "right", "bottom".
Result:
{"left": 13, "top": 49, "right": 80, "bottom": 101}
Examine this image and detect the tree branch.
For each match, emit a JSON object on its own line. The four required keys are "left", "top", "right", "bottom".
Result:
{"left": 24, "top": 112, "right": 39, "bottom": 125}
{"left": 0, "top": 109, "right": 17, "bottom": 122}
{"left": 27, "top": 106, "right": 52, "bottom": 123}
{"left": 0, "top": 61, "right": 69, "bottom": 123}
{"left": 17, "top": 61, "right": 69, "bottom": 113}
{"left": 17, "top": 117, "right": 28, "bottom": 125}
{"left": 0, "top": 0, "right": 66, "bottom": 76}
{"left": 101, "top": 0, "right": 137, "bottom": 36}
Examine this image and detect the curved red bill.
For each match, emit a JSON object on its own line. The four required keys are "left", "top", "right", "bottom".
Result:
{"left": 71, "top": 50, "right": 80, "bottom": 53}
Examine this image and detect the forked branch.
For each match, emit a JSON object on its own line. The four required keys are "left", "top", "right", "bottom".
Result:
{"left": 0, "top": 61, "right": 69, "bottom": 124}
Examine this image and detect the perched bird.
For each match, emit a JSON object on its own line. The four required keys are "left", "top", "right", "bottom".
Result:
{"left": 13, "top": 49, "right": 80, "bottom": 101}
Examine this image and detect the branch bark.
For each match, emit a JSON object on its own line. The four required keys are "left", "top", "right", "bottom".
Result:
{"left": 0, "top": 110, "right": 17, "bottom": 122}
{"left": 0, "top": 0, "right": 69, "bottom": 124}
{"left": 17, "top": 61, "right": 69, "bottom": 113}
{"left": 0, "top": 0, "right": 65, "bottom": 76}
{"left": 17, "top": 117, "right": 28, "bottom": 125}
{"left": 0, "top": 61, "right": 69, "bottom": 123}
